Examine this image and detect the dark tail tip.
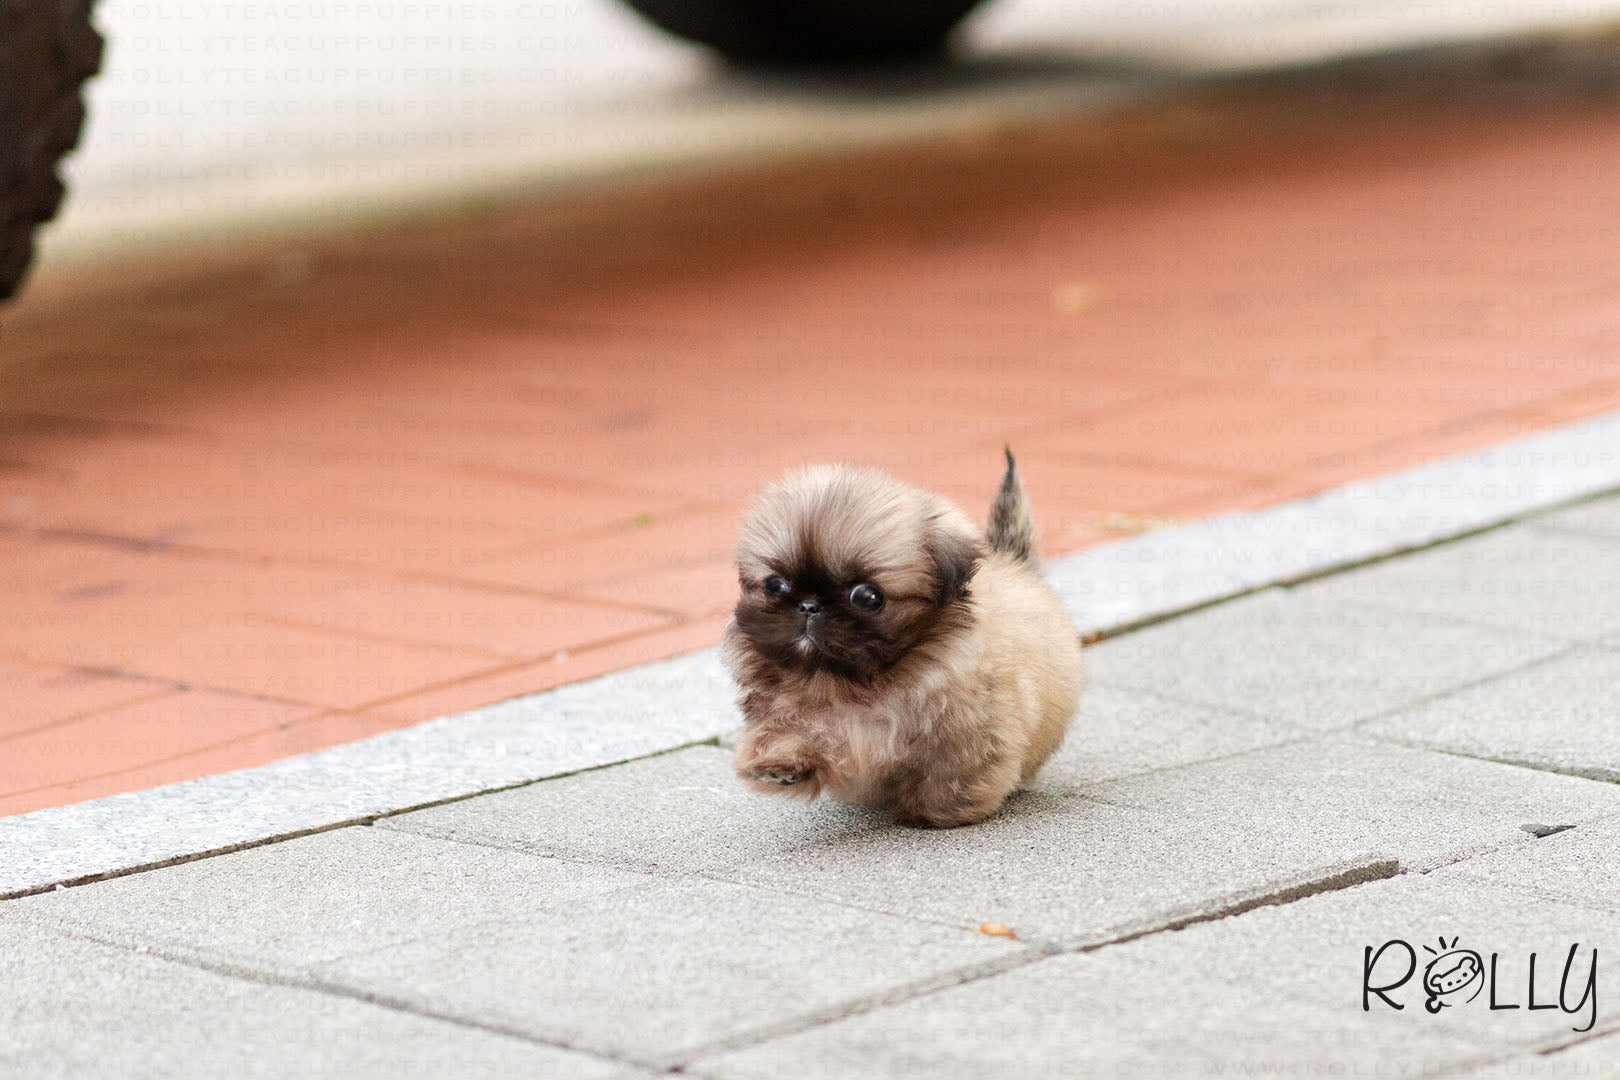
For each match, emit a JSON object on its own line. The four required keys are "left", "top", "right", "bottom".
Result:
{"left": 988, "top": 447, "right": 1036, "bottom": 563}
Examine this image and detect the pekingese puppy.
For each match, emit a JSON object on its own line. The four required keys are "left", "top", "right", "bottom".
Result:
{"left": 723, "top": 451, "right": 1083, "bottom": 828}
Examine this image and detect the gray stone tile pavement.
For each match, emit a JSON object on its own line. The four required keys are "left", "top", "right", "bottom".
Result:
{"left": 1, "top": 826, "right": 651, "bottom": 973}
{"left": 693, "top": 945, "right": 1496, "bottom": 1080}
{"left": 1298, "top": 524, "right": 1620, "bottom": 642}
{"left": 5, "top": 494, "right": 1620, "bottom": 1076}
{"left": 314, "top": 877, "right": 1023, "bottom": 1068}
{"left": 1432, "top": 815, "right": 1620, "bottom": 911}
{"left": 1455, "top": 1042, "right": 1620, "bottom": 1080}
{"left": 706, "top": 869, "right": 1620, "bottom": 1077}
{"left": 1068, "top": 873, "right": 1618, "bottom": 1048}
{"left": 0, "top": 920, "right": 645, "bottom": 1080}
{"left": 692, "top": 872, "right": 1620, "bottom": 1079}
{"left": 1037, "top": 683, "right": 1302, "bottom": 786}
{"left": 1083, "top": 587, "right": 1569, "bottom": 728}
{"left": 1084, "top": 734, "right": 1620, "bottom": 872}
{"left": 379, "top": 746, "right": 886, "bottom": 874}
{"left": 710, "top": 789, "right": 1397, "bottom": 946}
{"left": 1363, "top": 649, "right": 1620, "bottom": 783}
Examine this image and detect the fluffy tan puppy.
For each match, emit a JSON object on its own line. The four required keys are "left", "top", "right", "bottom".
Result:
{"left": 723, "top": 451, "right": 1083, "bottom": 828}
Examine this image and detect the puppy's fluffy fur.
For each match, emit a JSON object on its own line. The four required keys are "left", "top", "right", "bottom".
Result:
{"left": 724, "top": 452, "right": 1083, "bottom": 828}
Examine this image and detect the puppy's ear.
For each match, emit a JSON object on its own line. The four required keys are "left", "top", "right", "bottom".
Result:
{"left": 926, "top": 523, "right": 982, "bottom": 606}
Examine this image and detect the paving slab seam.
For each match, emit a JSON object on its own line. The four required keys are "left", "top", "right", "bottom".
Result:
{"left": 4, "top": 409, "right": 1620, "bottom": 896}
{"left": 665, "top": 855, "right": 1404, "bottom": 1070}
{"left": 1536, "top": 1023, "right": 1620, "bottom": 1058}
{"left": 1077, "top": 856, "right": 1402, "bottom": 949}
{"left": 668, "top": 870, "right": 1620, "bottom": 1075}
{"left": 1394, "top": 840, "right": 1584, "bottom": 885}
{"left": 699, "top": 873, "right": 1620, "bottom": 1074}
{"left": 1358, "top": 732, "right": 1620, "bottom": 786}
{"left": 0, "top": 818, "right": 370, "bottom": 902}
{"left": 1317, "top": 592, "right": 1613, "bottom": 639}
{"left": 353, "top": 736, "right": 724, "bottom": 830}
{"left": 1291, "top": 543, "right": 1620, "bottom": 645}
{"left": 1332, "top": 644, "right": 1590, "bottom": 730}
{"left": 2, "top": 868, "right": 1046, "bottom": 1075}
{"left": 344, "top": 620, "right": 707, "bottom": 714}
{"left": 1390, "top": 808, "right": 1620, "bottom": 897}
{"left": 381, "top": 806, "right": 1397, "bottom": 960}
{"left": 20, "top": 516, "right": 700, "bottom": 620}
{"left": 471, "top": 500, "right": 738, "bottom": 562}
{"left": 1036, "top": 702, "right": 1561, "bottom": 796}
{"left": 1039, "top": 728, "right": 1328, "bottom": 792}
{"left": 646, "top": 820, "right": 1365, "bottom": 951}
{"left": 358, "top": 820, "right": 1035, "bottom": 947}
{"left": 246, "top": 613, "right": 516, "bottom": 662}
{"left": 653, "top": 948, "right": 1052, "bottom": 1072}
{"left": 0, "top": 687, "right": 181, "bottom": 744}
{"left": 447, "top": 463, "right": 718, "bottom": 511}
{"left": 1082, "top": 672, "right": 1313, "bottom": 725}
{"left": 691, "top": 864, "right": 1058, "bottom": 939}
{"left": 0, "top": 646, "right": 374, "bottom": 715}
{"left": 9, "top": 517, "right": 690, "bottom": 621}
{"left": 1434, "top": 874, "right": 1620, "bottom": 924}
{"left": 371, "top": 818, "right": 936, "bottom": 906}
{"left": 602, "top": 842, "right": 1400, "bottom": 955}
{"left": 0, "top": 913, "right": 660, "bottom": 1076}
{"left": 1083, "top": 496, "right": 1618, "bottom": 645}
{"left": 1452, "top": 1042, "right": 1607, "bottom": 1080}
{"left": 0, "top": 738, "right": 723, "bottom": 901}
{"left": 1079, "top": 664, "right": 1559, "bottom": 739}
{"left": 1528, "top": 1024, "right": 1620, "bottom": 1061}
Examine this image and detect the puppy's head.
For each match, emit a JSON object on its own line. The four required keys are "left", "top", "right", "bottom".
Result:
{"left": 730, "top": 466, "right": 982, "bottom": 683}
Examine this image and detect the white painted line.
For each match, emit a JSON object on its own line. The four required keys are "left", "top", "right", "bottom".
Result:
{"left": 3, "top": 409, "right": 1618, "bottom": 896}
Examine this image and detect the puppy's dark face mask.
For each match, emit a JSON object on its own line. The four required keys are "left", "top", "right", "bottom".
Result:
{"left": 732, "top": 518, "right": 980, "bottom": 684}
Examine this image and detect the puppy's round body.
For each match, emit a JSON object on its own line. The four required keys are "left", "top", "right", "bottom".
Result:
{"left": 723, "top": 460, "right": 1083, "bottom": 828}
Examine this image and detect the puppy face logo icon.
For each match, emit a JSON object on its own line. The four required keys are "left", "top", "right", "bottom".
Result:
{"left": 1423, "top": 937, "right": 1485, "bottom": 1013}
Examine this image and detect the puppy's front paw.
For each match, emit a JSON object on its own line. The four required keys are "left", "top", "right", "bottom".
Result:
{"left": 734, "top": 737, "right": 824, "bottom": 799}
{"left": 749, "top": 762, "right": 812, "bottom": 786}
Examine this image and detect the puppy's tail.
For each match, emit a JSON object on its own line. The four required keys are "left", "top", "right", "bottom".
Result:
{"left": 987, "top": 446, "right": 1036, "bottom": 564}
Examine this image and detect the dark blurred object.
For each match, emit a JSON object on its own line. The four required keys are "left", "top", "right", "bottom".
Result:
{"left": 0, "top": 0, "right": 103, "bottom": 300}
{"left": 618, "top": 0, "right": 988, "bottom": 62}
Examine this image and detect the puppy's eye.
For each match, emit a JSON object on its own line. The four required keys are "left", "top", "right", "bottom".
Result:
{"left": 848, "top": 583, "right": 883, "bottom": 612}
{"left": 763, "top": 575, "right": 791, "bottom": 597}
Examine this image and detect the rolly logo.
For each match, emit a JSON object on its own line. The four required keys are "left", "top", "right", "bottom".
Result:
{"left": 1423, "top": 937, "right": 1484, "bottom": 1012}
{"left": 1364, "top": 935, "right": 1598, "bottom": 1033}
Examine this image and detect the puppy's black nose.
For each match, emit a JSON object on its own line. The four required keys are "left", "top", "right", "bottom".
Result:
{"left": 799, "top": 599, "right": 820, "bottom": 616}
